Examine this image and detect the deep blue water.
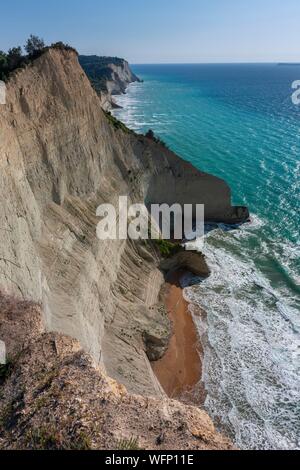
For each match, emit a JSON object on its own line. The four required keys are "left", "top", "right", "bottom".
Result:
{"left": 113, "top": 64, "right": 300, "bottom": 450}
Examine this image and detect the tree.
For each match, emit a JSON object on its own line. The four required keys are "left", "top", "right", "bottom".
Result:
{"left": 24, "top": 35, "right": 45, "bottom": 56}
{"left": 145, "top": 129, "right": 168, "bottom": 148}
{"left": 145, "top": 129, "right": 155, "bottom": 140}
{"left": 0, "top": 51, "right": 7, "bottom": 67}
{"left": 0, "top": 51, "right": 8, "bottom": 80}
{"left": 7, "top": 47, "right": 23, "bottom": 70}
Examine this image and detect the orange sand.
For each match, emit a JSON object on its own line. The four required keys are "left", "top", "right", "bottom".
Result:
{"left": 152, "top": 271, "right": 205, "bottom": 403}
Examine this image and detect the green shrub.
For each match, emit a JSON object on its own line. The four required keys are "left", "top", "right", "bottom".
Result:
{"left": 0, "top": 37, "right": 78, "bottom": 82}
{"left": 104, "top": 111, "right": 133, "bottom": 134}
{"left": 24, "top": 35, "right": 45, "bottom": 57}
{"left": 145, "top": 129, "right": 169, "bottom": 148}
{"left": 26, "top": 426, "right": 92, "bottom": 450}
{"left": 153, "top": 239, "right": 182, "bottom": 257}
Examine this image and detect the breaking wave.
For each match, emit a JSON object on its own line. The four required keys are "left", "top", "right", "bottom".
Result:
{"left": 183, "top": 218, "right": 300, "bottom": 450}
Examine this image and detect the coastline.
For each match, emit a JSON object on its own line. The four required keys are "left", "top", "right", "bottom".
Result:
{"left": 152, "top": 270, "right": 206, "bottom": 406}
{"left": 3, "top": 31, "right": 299, "bottom": 451}
{"left": 93, "top": 59, "right": 297, "bottom": 450}
{"left": 0, "top": 48, "right": 239, "bottom": 451}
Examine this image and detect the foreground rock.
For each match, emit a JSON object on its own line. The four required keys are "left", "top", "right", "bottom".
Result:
{"left": 0, "top": 293, "right": 234, "bottom": 450}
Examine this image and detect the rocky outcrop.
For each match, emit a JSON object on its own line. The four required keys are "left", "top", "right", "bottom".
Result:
{"left": 0, "top": 47, "right": 248, "bottom": 438}
{"left": 79, "top": 55, "right": 141, "bottom": 110}
{"left": 0, "top": 293, "right": 234, "bottom": 450}
{"left": 160, "top": 251, "right": 210, "bottom": 278}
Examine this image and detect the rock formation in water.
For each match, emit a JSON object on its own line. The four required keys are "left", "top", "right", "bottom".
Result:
{"left": 0, "top": 46, "right": 247, "bottom": 449}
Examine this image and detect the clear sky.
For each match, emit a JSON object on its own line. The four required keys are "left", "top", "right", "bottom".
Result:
{"left": 1, "top": 0, "right": 299, "bottom": 63}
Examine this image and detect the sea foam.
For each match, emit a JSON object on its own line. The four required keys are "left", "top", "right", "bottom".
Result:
{"left": 184, "top": 221, "right": 300, "bottom": 450}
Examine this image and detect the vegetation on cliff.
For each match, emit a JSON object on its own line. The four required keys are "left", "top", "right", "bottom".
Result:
{"left": 0, "top": 36, "right": 77, "bottom": 81}
{"left": 145, "top": 129, "right": 169, "bottom": 148}
{"left": 104, "top": 110, "right": 134, "bottom": 134}
{"left": 152, "top": 239, "right": 182, "bottom": 258}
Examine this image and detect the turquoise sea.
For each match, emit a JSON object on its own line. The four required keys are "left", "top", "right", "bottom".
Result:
{"left": 113, "top": 64, "right": 300, "bottom": 450}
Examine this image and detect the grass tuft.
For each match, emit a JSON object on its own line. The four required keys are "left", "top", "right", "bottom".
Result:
{"left": 116, "top": 437, "right": 141, "bottom": 450}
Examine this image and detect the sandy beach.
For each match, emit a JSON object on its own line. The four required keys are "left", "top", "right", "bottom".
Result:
{"left": 152, "top": 271, "right": 206, "bottom": 404}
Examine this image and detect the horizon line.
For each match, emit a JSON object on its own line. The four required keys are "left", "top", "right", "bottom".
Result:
{"left": 130, "top": 61, "right": 300, "bottom": 66}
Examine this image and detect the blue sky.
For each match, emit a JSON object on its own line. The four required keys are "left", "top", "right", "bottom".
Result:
{"left": 1, "top": 0, "right": 299, "bottom": 63}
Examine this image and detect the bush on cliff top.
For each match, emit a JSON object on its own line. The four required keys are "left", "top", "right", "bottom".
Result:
{"left": 145, "top": 129, "right": 169, "bottom": 148}
{"left": 0, "top": 36, "right": 78, "bottom": 81}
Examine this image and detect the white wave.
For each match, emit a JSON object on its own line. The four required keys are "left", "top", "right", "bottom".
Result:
{"left": 183, "top": 223, "right": 300, "bottom": 450}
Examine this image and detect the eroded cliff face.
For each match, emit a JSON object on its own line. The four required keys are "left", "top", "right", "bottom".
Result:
{"left": 0, "top": 48, "right": 247, "bottom": 402}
